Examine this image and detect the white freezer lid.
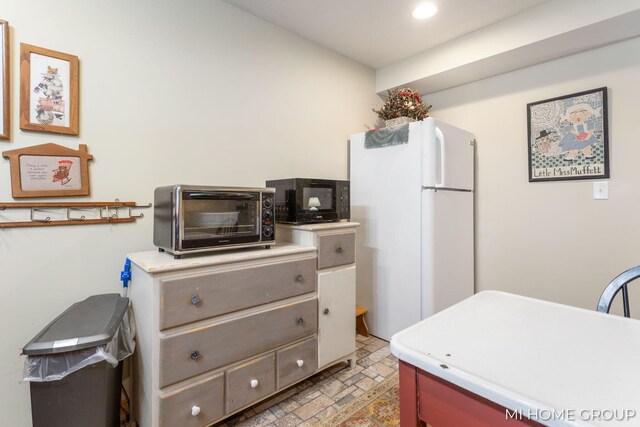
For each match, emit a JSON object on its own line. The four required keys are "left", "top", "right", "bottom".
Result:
{"left": 391, "top": 291, "right": 640, "bottom": 427}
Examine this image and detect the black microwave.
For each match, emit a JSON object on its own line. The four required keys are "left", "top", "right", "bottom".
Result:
{"left": 265, "top": 178, "right": 350, "bottom": 224}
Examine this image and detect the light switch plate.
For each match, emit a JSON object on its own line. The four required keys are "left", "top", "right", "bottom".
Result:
{"left": 593, "top": 181, "right": 608, "bottom": 200}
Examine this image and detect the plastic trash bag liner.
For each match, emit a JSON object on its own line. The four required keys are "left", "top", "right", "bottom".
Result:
{"left": 23, "top": 308, "right": 135, "bottom": 382}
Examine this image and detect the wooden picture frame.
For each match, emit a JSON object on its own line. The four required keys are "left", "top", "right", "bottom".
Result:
{"left": 2, "top": 143, "right": 93, "bottom": 197}
{"left": 20, "top": 44, "right": 79, "bottom": 135}
{"left": 527, "top": 87, "right": 609, "bottom": 182}
{"left": 0, "top": 20, "right": 9, "bottom": 140}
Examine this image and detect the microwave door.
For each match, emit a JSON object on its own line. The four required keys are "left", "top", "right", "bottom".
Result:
{"left": 296, "top": 183, "right": 337, "bottom": 223}
{"left": 301, "top": 186, "right": 335, "bottom": 212}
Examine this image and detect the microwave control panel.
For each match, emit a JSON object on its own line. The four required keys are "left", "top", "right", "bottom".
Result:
{"left": 339, "top": 184, "right": 350, "bottom": 218}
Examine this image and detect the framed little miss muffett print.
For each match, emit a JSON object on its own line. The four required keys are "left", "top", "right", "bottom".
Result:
{"left": 19, "top": 44, "right": 79, "bottom": 135}
{"left": 527, "top": 87, "right": 609, "bottom": 182}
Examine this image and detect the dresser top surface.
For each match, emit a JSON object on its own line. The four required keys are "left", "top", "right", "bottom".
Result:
{"left": 128, "top": 243, "right": 315, "bottom": 274}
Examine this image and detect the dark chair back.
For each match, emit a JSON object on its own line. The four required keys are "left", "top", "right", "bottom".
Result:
{"left": 596, "top": 265, "right": 640, "bottom": 318}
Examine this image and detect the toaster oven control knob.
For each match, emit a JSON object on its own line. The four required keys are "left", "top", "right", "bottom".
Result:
{"left": 263, "top": 225, "right": 273, "bottom": 238}
{"left": 263, "top": 209, "right": 273, "bottom": 220}
{"left": 263, "top": 197, "right": 273, "bottom": 208}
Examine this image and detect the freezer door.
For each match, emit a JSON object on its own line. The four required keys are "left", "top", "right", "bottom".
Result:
{"left": 350, "top": 122, "right": 423, "bottom": 341}
{"left": 422, "top": 118, "right": 475, "bottom": 191}
{"left": 421, "top": 189, "right": 474, "bottom": 318}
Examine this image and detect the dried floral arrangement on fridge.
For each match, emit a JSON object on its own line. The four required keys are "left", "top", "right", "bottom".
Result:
{"left": 372, "top": 88, "right": 431, "bottom": 121}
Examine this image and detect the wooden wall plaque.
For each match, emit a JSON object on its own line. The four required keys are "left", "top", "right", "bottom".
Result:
{"left": 2, "top": 143, "right": 93, "bottom": 198}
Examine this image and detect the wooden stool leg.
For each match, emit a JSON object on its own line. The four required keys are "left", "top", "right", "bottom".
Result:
{"left": 356, "top": 314, "right": 369, "bottom": 337}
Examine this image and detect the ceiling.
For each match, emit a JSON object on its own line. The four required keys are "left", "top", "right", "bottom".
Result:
{"left": 223, "top": 0, "right": 552, "bottom": 69}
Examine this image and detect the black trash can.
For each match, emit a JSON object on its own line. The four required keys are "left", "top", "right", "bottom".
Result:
{"left": 23, "top": 294, "right": 131, "bottom": 427}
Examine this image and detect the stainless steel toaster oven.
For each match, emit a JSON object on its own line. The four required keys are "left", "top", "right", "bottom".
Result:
{"left": 153, "top": 185, "right": 275, "bottom": 258}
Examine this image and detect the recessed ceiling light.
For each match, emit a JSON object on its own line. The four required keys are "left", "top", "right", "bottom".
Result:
{"left": 412, "top": 3, "right": 438, "bottom": 19}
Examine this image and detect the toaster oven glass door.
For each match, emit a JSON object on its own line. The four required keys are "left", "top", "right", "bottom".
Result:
{"left": 180, "top": 191, "right": 261, "bottom": 249}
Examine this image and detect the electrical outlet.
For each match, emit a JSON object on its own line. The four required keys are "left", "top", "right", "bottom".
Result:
{"left": 593, "top": 181, "right": 608, "bottom": 200}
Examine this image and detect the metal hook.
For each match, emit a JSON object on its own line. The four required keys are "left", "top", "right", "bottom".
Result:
{"left": 68, "top": 207, "right": 91, "bottom": 220}
{"left": 101, "top": 206, "right": 118, "bottom": 220}
{"left": 128, "top": 203, "right": 151, "bottom": 218}
{"left": 128, "top": 208, "right": 144, "bottom": 219}
{"left": 30, "top": 208, "right": 51, "bottom": 223}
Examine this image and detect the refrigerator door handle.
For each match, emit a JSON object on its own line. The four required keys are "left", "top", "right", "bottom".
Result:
{"left": 436, "top": 127, "right": 446, "bottom": 187}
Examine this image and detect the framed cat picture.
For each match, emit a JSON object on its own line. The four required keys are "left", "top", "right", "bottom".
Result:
{"left": 527, "top": 87, "right": 609, "bottom": 182}
{"left": 0, "top": 20, "right": 9, "bottom": 141}
{"left": 19, "top": 44, "right": 79, "bottom": 135}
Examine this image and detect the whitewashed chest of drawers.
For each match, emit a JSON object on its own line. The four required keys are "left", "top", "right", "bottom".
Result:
{"left": 128, "top": 235, "right": 356, "bottom": 427}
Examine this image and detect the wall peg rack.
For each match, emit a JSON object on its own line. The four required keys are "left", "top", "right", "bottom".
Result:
{"left": 0, "top": 200, "right": 152, "bottom": 228}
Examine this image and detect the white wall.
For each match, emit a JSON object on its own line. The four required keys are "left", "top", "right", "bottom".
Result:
{"left": 0, "top": 1, "right": 378, "bottom": 424}
{"left": 428, "top": 36, "right": 640, "bottom": 313}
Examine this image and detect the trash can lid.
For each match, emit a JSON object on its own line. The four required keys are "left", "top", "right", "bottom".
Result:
{"left": 23, "top": 294, "right": 129, "bottom": 356}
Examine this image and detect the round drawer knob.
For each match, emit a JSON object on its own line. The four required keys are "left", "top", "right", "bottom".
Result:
{"left": 336, "top": 246, "right": 344, "bottom": 254}
{"left": 191, "top": 406, "right": 201, "bottom": 416}
{"left": 296, "top": 275, "right": 304, "bottom": 284}
{"left": 297, "top": 359, "right": 304, "bottom": 367}
{"left": 323, "top": 308, "right": 330, "bottom": 315}
{"left": 250, "top": 379, "right": 259, "bottom": 389}
{"left": 191, "top": 295, "right": 201, "bottom": 305}
{"left": 190, "top": 351, "right": 200, "bottom": 360}
{"left": 296, "top": 317, "right": 305, "bottom": 326}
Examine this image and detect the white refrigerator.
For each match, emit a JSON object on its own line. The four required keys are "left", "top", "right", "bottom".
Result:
{"left": 350, "top": 118, "right": 475, "bottom": 341}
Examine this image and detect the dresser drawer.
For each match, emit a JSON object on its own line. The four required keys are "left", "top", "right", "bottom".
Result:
{"left": 159, "top": 257, "right": 317, "bottom": 330}
{"left": 225, "top": 354, "right": 276, "bottom": 414}
{"left": 158, "top": 372, "right": 224, "bottom": 427}
{"left": 159, "top": 299, "right": 318, "bottom": 387}
{"left": 276, "top": 337, "right": 317, "bottom": 389}
{"left": 317, "top": 232, "right": 355, "bottom": 269}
